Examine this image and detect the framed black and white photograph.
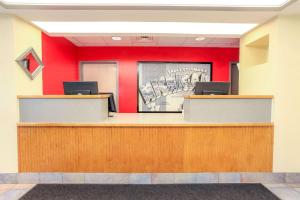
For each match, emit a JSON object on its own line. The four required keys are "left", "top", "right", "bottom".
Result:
{"left": 138, "top": 62, "right": 212, "bottom": 113}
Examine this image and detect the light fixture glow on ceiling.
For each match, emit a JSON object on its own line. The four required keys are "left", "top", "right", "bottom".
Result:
{"left": 111, "top": 36, "right": 122, "bottom": 41}
{"left": 32, "top": 21, "right": 257, "bottom": 36}
{"left": 195, "top": 37, "right": 206, "bottom": 41}
{"left": 0, "top": 0, "right": 291, "bottom": 8}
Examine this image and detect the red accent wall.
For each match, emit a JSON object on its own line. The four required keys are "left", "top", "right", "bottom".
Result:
{"left": 42, "top": 33, "right": 78, "bottom": 94}
{"left": 42, "top": 34, "right": 239, "bottom": 113}
{"left": 77, "top": 47, "right": 239, "bottom": 113}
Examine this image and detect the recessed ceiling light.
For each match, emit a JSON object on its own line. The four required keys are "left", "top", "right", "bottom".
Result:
{"left": 0, "top": 0, "right": 291, "bottom": 8}
{"left": 195, "top": 37, "right": 206, "bottom": 41}
{"left": 32, "top": 21, "right": 258, "bottom": 36}
{"left": 112, "top": 36, "right": 122, "bottom": 41}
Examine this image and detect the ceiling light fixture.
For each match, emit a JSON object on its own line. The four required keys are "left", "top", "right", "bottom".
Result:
{"left": 32, "top": 21, "right": 257, "bottom": 36}
{"left": 0, "top": 0, "right": 291, "bottom": 8}
{"left": 195, "top": 37, "right": 206, "bottom": 41}
{"left": 111, "top": 36, "right": 122, "bottom": 41}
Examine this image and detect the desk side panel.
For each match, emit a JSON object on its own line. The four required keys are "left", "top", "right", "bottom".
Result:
{"left": 184, "top": 99, "right": 272, "bottom": 123}
{"left": 19, "top": 98, "right": 108, "bottom": 123}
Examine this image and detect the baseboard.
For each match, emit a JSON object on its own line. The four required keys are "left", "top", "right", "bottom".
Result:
{"left": 1, "top": 173, "right": 300, "bottom": 184}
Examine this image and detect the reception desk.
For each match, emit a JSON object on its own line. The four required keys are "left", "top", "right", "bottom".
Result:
{"left": 17, "top": 95, "right": 274, "bottom": 173}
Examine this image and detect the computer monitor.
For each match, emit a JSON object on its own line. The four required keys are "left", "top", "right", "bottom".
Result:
{"left": 63, "top": 81, "right": 98, "bottom": 95}
{"left": 98, "top": 92, "right": 117, "bottom": 113}
{"left": 194, "top": 82, "right": 231, "bottom": 95}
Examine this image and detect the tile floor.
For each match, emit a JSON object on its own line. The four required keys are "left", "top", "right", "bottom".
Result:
{"left": 0, "top": 184, "right": 35, "bottom": 200}
{"left": 0, "top": 183, "right": 300, "bottom": 200}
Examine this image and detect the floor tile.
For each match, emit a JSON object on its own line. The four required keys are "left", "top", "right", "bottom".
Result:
{"left": 18, "top": 173, "right": 39, "bottom": 184}
{"left": 13, "top": 184, "right": 35, "bottom": 190}
{"left": 288, "top": 184, "right": 300, "bottom": 188}
{"left": 264, "top": 183, "right": 290, "bottom": 188}
{"left": 0, "top": 174, "right": 17, "bottom": 184}
{"left": 63, "top": 173, "right": 85, "bottom": 184}
{"left": 286, "top": 173, "right": 300, "bottom": 184}
{"left": 151, "top": 173, "right": 175, "bottom": 184}
{"left": 219, "top": 173, "right": 241, "bottom": 183}
{"left": 241, "top": 173, "right": 285, "bottom": 184}
{"left": 293, "top": 188, "right": 300, "bottom": 193}
{"left": 129, "top": 173, "right": 151, "bottom": 184}
{"left": 40, "top": 173, "right": 63, "bottom": 184}
{"left": 196, "top": 173, "right": 218, "bottom": 183}
{"left": 0, "top": 189, "right": 30, "bottom": 200}
{"left": 174, "top": 173, "right": 198, "bottom": 183}
{"left": 268, "top": 187, "right": 300, "bottom": 200}
{"left": 85, "top": 173, "right": 129, "bottom": 184}
{"left": 0, "top": 184, "right": 16, "bottom": 191}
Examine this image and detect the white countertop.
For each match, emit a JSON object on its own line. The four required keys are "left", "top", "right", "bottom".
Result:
{"left": 17, "top": 113, "right": 273, "bottom": 127}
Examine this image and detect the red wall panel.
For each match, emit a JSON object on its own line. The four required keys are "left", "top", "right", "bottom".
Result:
{"left": 42, "top": 34, "right": 239, "bottom": 113}
{"left": 42, "top": 33, "right": 78, "bottom": 94}
{"left": 77, "top": 47, "right": 239, "bottom": 113}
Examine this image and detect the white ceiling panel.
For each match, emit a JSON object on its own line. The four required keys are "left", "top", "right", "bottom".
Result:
{"left": 185, "top": 38, "right": 239, "bottom": 47}
{"left": 157, "top": 43, "right": 185, "bottom": 47}
{"left": 74, "top": 36, "right": 106, "bottom": 44}
{"left": 66, "top": 35, "right": 240, "bottom": 47}
{"left": 103, "top": 36, "right": 132, "bottom": 46}
{"left": 0, "top": 5, "right": 5, "bottom": 12}
{"left": 282, "top": 0, "right": 300, "bottom": 13}
{"left": 158, "top": 36, "right": 186, "bottom": 45}
{"left": 0, "top": 0, "right": 292, "bottom": 8}
{"left": 132, "top": 43, "right": 158, "bottom": 46}
{"left": 131, "top": 36, "right": 159, "bottom": 46}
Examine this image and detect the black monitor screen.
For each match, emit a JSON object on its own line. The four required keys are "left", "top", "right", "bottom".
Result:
{"left": 98, "top": 92, "right": 117, "bottom": 113}
{"left": 63, "top": 81, "right": 99, "bottom": 95}
{"left": 194, "top": 82, "right": 230, "bottom": 95}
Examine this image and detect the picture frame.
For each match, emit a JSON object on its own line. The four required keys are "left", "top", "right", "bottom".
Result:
{"left": 137, "top": 61, "right": 213, "bottom": 113}
{"left": 15, "top": 47, "right": 44, "bottom": 80}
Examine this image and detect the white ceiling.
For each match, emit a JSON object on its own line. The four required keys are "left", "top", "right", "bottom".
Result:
{"left": 0, "top": 0, "right": 299, "bottom": 47}
{"left": 0, "top": 0, "right": 299, "bottom": 24}
{"left": 0, "top": 9, "right": 280, "bottom": 24}
{"left": 282, "top": 0, "right": 300, "bottom": 13}
{"left": 0, "top": 4, "right": 5, "bottom": 12}
{"left": 67, "top": 36, "right": 239, "bottom": 47}
{"left": 0, "top": 0, "right": 293, "bottom": 8}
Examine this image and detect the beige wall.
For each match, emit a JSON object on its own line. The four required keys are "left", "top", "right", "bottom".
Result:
{"left": 240, "top": 15, "right": 300, "bottom": 172}
{"left": 13, "top": 17, "right": 43, "bottom": 95}
{"left": 274, "top": 15, "right": 300, "bottom": 172}
{"left": 0, "top": 14, "right": 18, "bottom": 173}
{"left": 0, "top": 14, "right": 42, "bottom": 173}
{"left": 239, "top": 19, "right": 278, "bottom": 95}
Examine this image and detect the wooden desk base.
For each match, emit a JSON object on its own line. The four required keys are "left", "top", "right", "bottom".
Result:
{"left": 18, "top": 124, "right": 273, "bottom": 172}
